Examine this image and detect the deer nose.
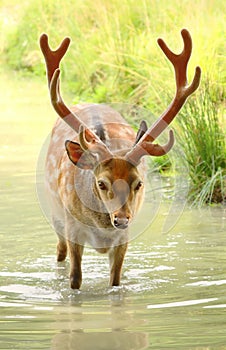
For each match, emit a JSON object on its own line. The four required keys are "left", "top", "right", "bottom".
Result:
{"left": 113, "top": 215, "right": 129, "bottom": 229}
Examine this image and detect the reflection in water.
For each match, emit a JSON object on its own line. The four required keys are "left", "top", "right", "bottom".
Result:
{"left": 51, "top": 298, "right": 148, "bottom": 350}
{"left": 51, "top": 332, "right": 148, "bottom": 350}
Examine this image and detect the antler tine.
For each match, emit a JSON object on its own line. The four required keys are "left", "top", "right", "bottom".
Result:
{"left": 148, "top": 29, "right": 201, "bottom": 137}
{"left": 126, "top": 29, "right": 201, "bottom": 164}
{"left": 40, "top": 33, "right": 70, "bottom": 86}
{"left": 157, "top": 29, "right": 201, "bottom": 108}
{"left": 79, "top": 125, "right": 113, "bottom": 159}
{"left": 157, "top": 28, "right": 191, "bottom": 88}
{"left": 40, "top": 34, "right": 82, "bottom": 131}
{"left": 127, "top": 129, "right": 175, "bottom": 164}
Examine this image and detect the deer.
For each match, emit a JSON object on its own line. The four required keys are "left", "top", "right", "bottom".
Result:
{"left": 39, "top": 29, "right": 201, "bottom": 289}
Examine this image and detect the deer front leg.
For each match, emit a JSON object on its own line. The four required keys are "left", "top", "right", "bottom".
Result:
{"left": 109, "top": 243, "right": 128, "bottom": 286}
{"left": 52, "top": 217, "right": 67, "bottom": 262}
{"left": 57, "top": 237, "right": 67, "bottom": 262}
{"left": 68, "top": 241, "right": 84, "bottom": 289}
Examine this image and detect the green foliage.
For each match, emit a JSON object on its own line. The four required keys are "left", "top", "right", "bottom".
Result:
{"left": 176, "top": 82, "right": 226, "bottom": 205}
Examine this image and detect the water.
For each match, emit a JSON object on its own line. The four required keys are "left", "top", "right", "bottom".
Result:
{"left": 1, "top": 73, "right": 226, "bottom": 349}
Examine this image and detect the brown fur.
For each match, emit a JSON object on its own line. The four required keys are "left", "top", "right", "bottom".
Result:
{"left": 45, "top": 105, "right": 145, "bottom": 289}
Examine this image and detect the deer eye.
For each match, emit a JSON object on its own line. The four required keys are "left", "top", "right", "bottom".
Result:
{"left": 98, "top": 181, "right": 108, "bottom": 191}
{"left": 135, "top": 181, "right": 143, "bottom": 191}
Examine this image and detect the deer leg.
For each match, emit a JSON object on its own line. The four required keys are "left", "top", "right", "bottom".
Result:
{"left": 109, "top": 243, "right": 128, "bottom": 286}
{"left": 52, "top": 217, "right": 67, "bottom": 262}
{"left": 68, "top": 241, "right": 84, "bottom": 289}
{"left": 56, "top": 237, "right": 67, "bottom": 262}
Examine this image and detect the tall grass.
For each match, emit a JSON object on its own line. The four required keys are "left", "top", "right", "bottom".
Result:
{"left": 1, "top": 0, "right": 225, "bottom": 204}
{"left": 176, "top": 83, "right": 225, "bottom": 205}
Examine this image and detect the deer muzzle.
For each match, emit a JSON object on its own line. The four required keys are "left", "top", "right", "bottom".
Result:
{"left": 112, "top": 210, "right": 131, "bottom": 230}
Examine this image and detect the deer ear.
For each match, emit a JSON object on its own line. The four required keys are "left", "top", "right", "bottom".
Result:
{"left": 135, "top": 120, "right": 148, "bottom": 144}
{"left": 65, "top": 140, "right": 95, "bottom": 170}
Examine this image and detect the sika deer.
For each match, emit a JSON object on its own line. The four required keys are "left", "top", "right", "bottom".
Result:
{"left": 40, "top": 29, "right": 201, "bottom": 289}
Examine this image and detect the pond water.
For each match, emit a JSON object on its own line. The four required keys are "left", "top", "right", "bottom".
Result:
{"left": 0, "top": 73, "right": 226, "bottom": 349}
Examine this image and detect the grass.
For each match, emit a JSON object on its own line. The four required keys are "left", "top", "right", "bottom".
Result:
{"left": 1, "top": 0, "right": 225, "bottom": 205}
{"left": 176, "top": 83, "right": 225, "bottom": 205}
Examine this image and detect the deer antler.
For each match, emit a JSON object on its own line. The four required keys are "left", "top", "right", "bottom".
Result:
{"left": 79, "top": 125, "right": 113, "bottom": 160}
{"left": 40, "top": 33, "right": 82, "bottom": 131}
{"left": 40, "top": 34, "right": 70, "bottom": 86}
{"left": 40, "top": 34, "right": 112, "bottom": 159}
{"left": 126, "top": 29, "right": 201, "bottom": 164}
{"left": 49, "top": 68, "right": 83, "bottom": 132}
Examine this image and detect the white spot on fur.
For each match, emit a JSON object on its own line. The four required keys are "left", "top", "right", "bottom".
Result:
{"left": 49, "top": 154, "right": 57, "bottom": 167}
{"left": 52, "top": 133, "right": 60, "bottom": 143}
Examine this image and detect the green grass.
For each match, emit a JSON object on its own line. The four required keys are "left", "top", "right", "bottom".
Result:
{"left": 176, "top": 82, "right": 225, "bottom": 205}
{"left": 1, "top": 0, "right": 225, "bottom": 205}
